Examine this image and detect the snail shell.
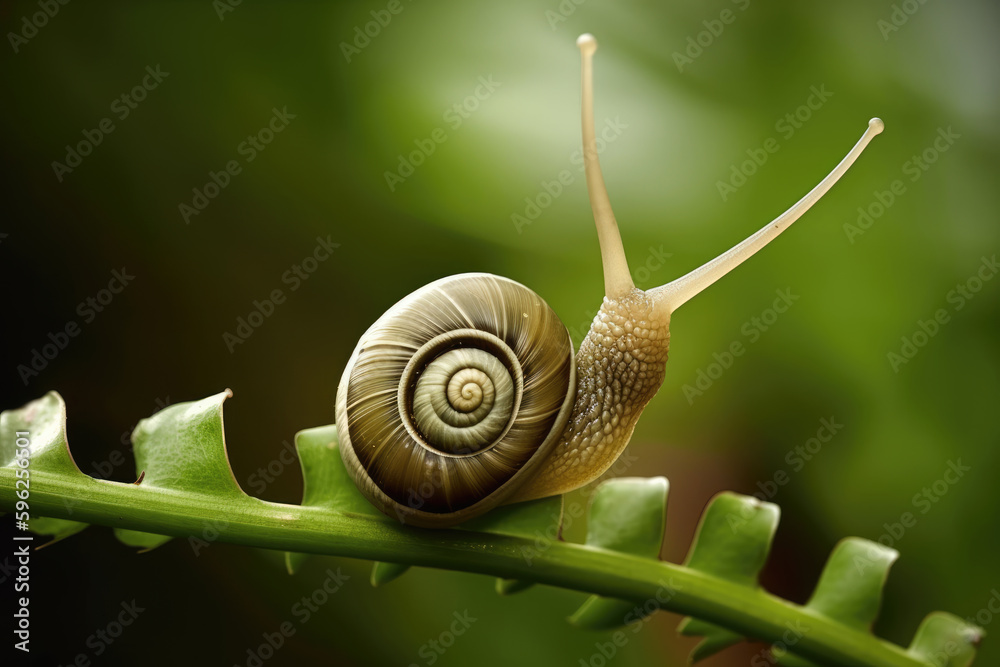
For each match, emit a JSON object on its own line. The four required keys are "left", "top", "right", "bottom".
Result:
{"left": 336, "top": 273, "right": 576, "bottom": 527}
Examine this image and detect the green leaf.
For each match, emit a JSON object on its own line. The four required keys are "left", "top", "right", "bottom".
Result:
{"left": 569, "top": 477, "right": 669, "bottom": 630}
{"left": 0, "top": 391, "right": 983, "bottom": 667}
{"left": 113, "top": 478, "right": 168, "bottom": 553}
{"left": 568, "top": 595, "right": 646, "bottom": 631}
{"left": 114, "top": 528, "right": 172, "bottom": 551}
{"left": 292, "top": 425, "right": 380, "bottom": 516}
{"left": 114, "top": 389, "right": 253, "bottom": 550}
{"left": 1, "top": 392, "right": 94, "bottom": 542}
{"left": 684, "top": 492, "right": 781, "bottom": 584}
{"left": 803, "top": 538, "right": 898, "bottom": 630}
{"left": 285, "top": 424, "right": 383, "bottom": 573}
{"left": 28, "top": 516, "right": 88, "bottom": 545}
{"left": 129, "top": 389, "right": 244, "bottom": 496}
{"left": 907, "top": 612, "right": 983, "bottom": 667}
{"left": 0, "top": 392, "right": 83, "bottom": 476}
{"left": 678, "top": 492, "right": 780, "bottom": 663}
{"left": 284, "top": 550, "right": 308, "bottom": 575}
{"left": 371, "top": 561, "right": 410, "bottom": 587}
{"left": 461, "top": 493, "right": 564, "bottom": 538}
{"left": 776, "top": 538, "right": 898, "bottom": 666}
{"left": 495, "top": 578, "right": 534, "bottom": 596}
{"left": 678, "top": 617, "right": 745, "bottom": 664}
{"left": 584, "top": 477, "right": 669, "bottom": 555}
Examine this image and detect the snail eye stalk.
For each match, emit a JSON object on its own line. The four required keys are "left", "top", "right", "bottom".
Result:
{"left": 650, "top": 118, "right": 884, "bottom": 314}
{"left": 578, "top": 34, "right": 634, "bottom": 299}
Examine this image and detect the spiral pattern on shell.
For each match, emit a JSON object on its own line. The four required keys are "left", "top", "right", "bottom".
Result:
{"left": 336, "top": 273, "right": 575, "bottom": 526}
{"left": 410, "top": 347, "right": 516, "bottom": 454}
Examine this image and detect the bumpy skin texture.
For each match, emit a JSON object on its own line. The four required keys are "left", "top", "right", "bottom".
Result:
{"left": 513, "top": 289, "right": 671, "bottom": 501}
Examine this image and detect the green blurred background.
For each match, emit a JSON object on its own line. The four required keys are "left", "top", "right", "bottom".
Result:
{"left": 2, "top": 0, "right": 998, "bottom": 665}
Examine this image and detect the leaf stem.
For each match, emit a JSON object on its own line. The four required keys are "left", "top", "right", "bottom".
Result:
{"left": 1, "top": 468, "right": 930, "bottom": 667}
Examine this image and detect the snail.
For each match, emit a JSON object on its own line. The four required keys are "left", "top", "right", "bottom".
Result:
{"left": 335, "top": 34, "right": 883, "bottom": 528}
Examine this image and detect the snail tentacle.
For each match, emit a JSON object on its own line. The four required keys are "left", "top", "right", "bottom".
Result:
{"left": 578, "top": 34, "right": 634, "bottom": 300}
{"left": 650, "top": 118, "right": 885, "bottom": 314}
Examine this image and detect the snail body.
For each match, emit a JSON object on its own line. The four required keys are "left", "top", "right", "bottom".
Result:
{"left": 337, "top": 35, "right": 884, "bottom": 527}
